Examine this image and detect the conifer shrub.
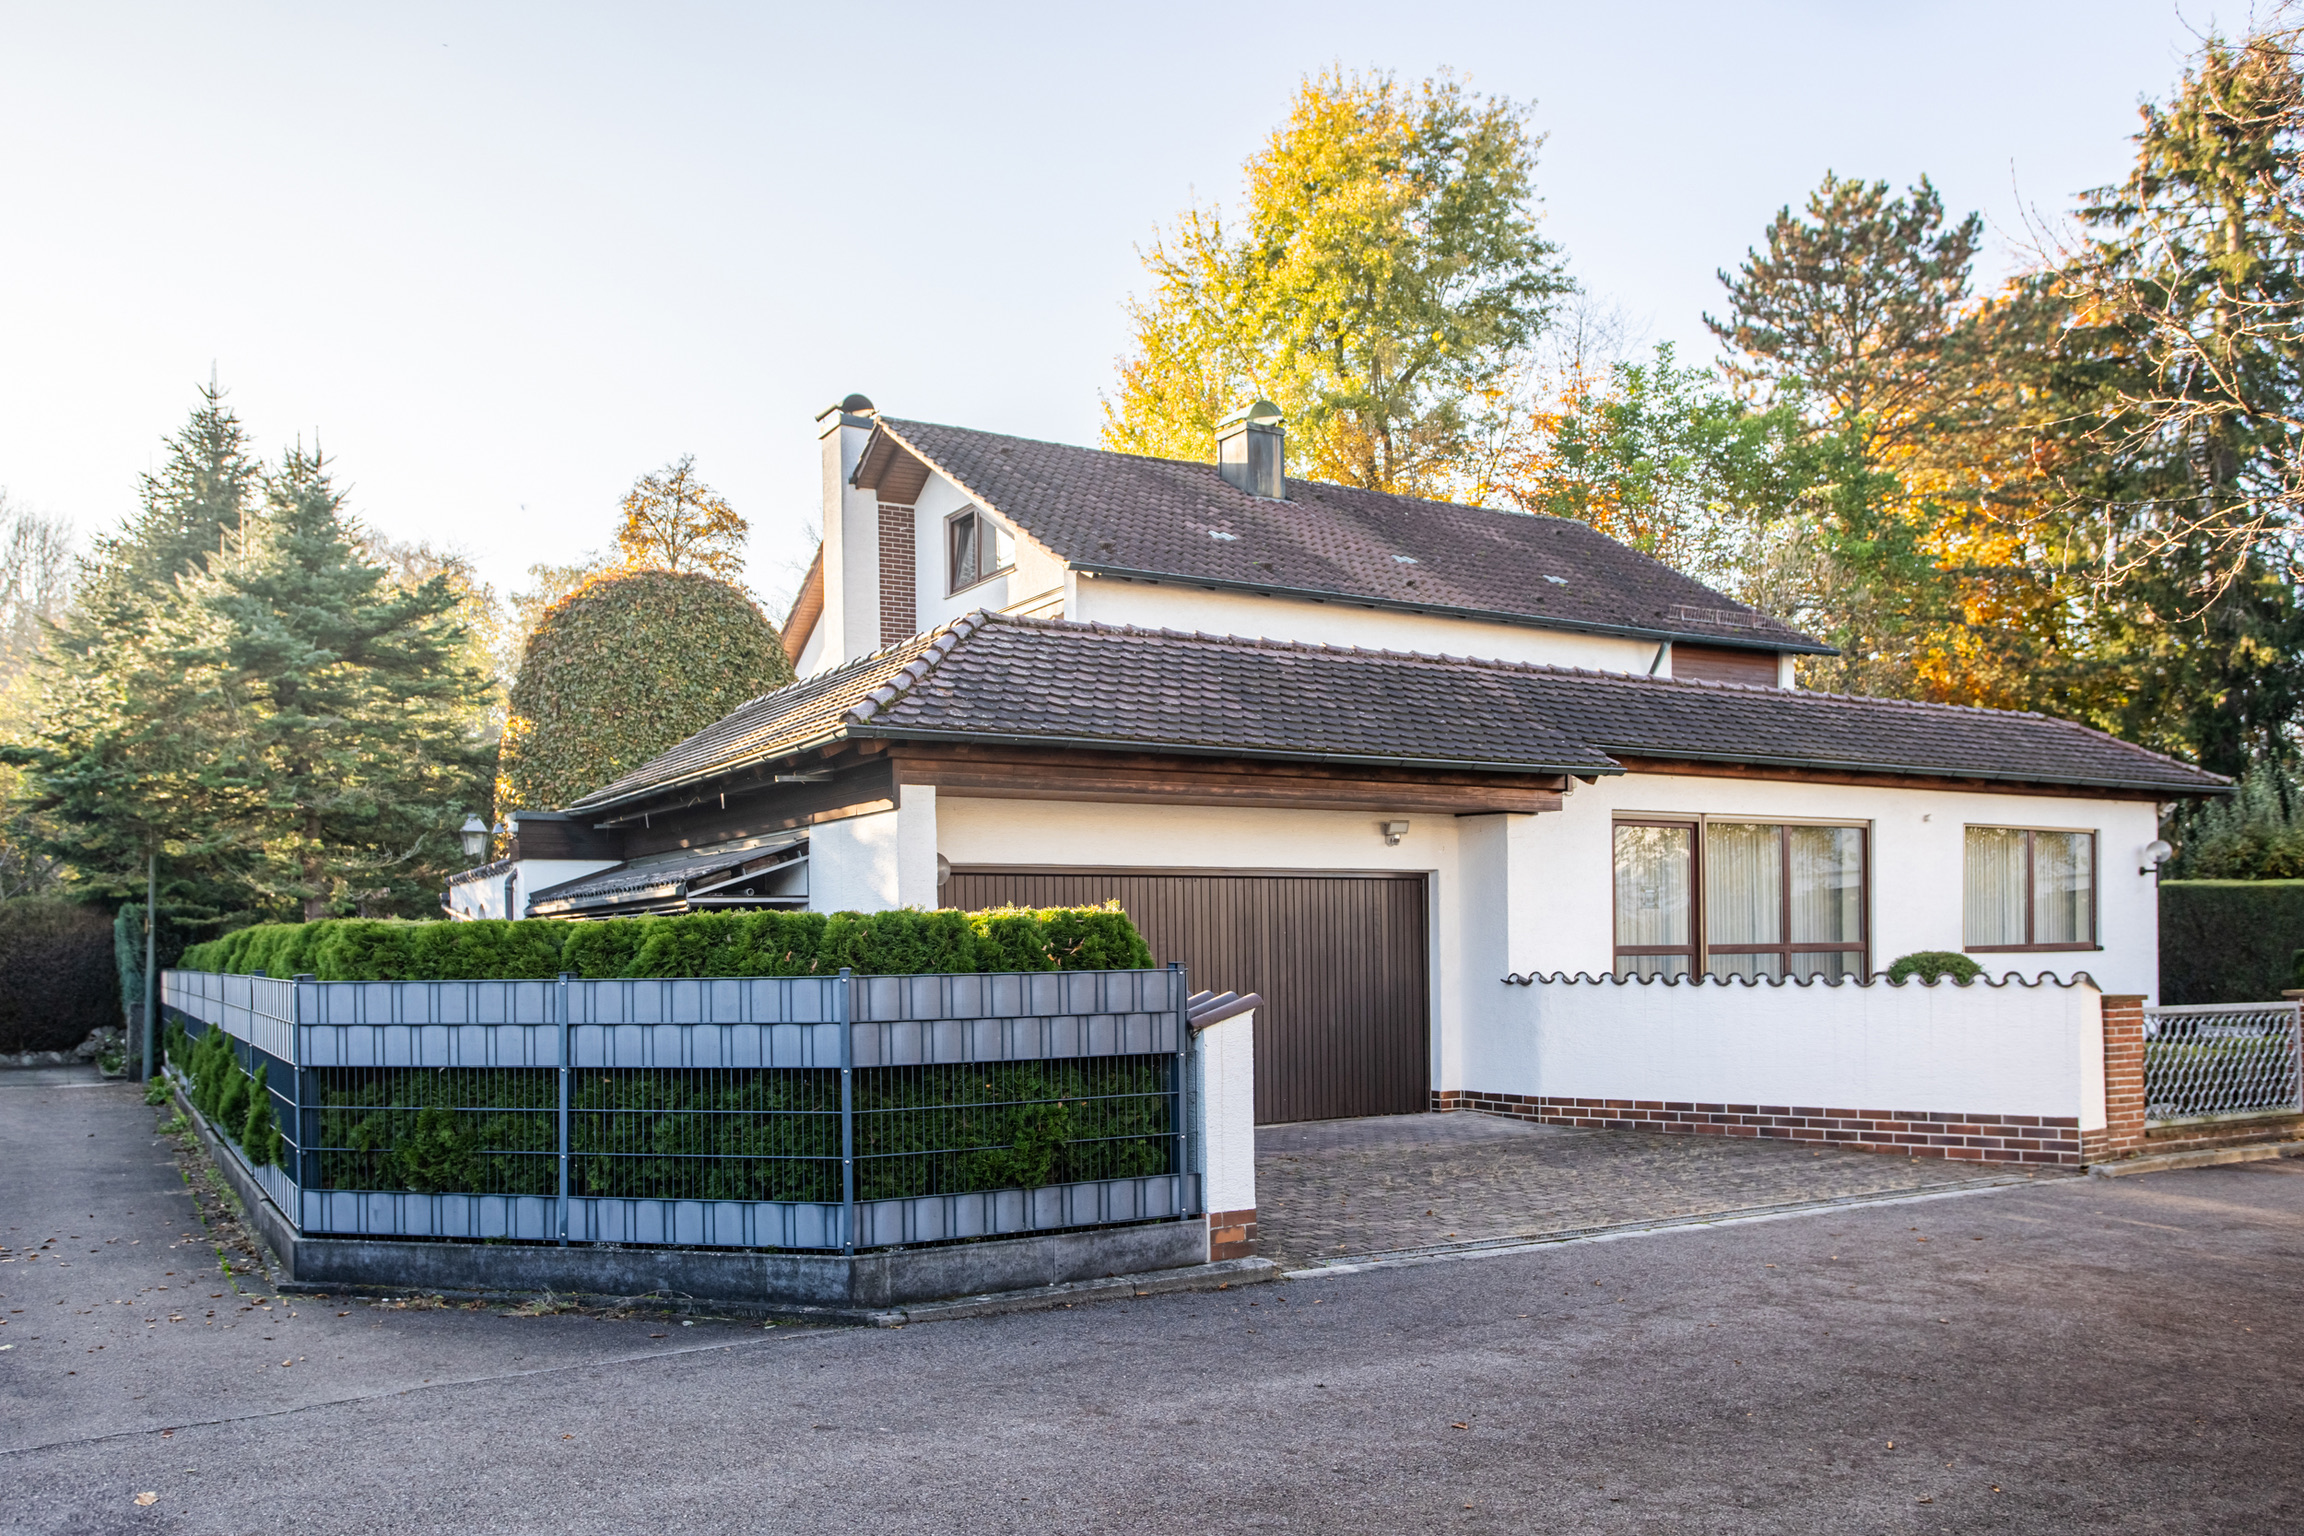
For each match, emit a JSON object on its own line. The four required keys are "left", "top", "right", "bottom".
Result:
{"left": 497, "top": 569, "right": 793, "bottom": 813}
{"left": 176, "top": 903, "right": 1153, "bottom": 980}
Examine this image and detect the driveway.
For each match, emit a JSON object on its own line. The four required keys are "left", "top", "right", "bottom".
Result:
{"left": 1255, "top": 1112, "right": 2048, "bottom": 1267}
{"left": 6, "top": 1068, "right": 2302, "bottom": 1533}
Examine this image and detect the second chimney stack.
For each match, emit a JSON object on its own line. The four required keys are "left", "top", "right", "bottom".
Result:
{"left": 1217, "top": 401, "right": 1286, "bottom": 499}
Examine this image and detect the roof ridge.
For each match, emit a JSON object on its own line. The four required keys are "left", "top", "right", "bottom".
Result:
{"left": 846, "top": 609, "right": 994, "bottom": 725}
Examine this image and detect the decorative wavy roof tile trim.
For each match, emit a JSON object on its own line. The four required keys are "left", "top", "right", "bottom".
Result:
{"left": 1499, "top": 970, "right": 2101, "bottom": 990}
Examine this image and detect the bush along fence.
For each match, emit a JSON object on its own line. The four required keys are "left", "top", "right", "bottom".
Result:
{"left": 162, "top": 963, "right": 1202, "bottom": 1259}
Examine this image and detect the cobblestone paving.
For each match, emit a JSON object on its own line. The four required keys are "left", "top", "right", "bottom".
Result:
{"left": 1256, "top": 1111, "right": 2054, "bottom": 1267}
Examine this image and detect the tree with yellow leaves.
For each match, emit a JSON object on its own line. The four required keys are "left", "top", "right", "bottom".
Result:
{"left": 615, "top": 455, "right": 748, "bottom": 579}
{"left": 1104, "top": 69, "right": 1567, "bottom": 497}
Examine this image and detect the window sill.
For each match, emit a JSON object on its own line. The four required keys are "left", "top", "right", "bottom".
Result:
{"left": 947, "top": 567, "right": 1015, "bottom": 599}
{"left": 1964, "top": 944, "right": 2101, "bottom": 954}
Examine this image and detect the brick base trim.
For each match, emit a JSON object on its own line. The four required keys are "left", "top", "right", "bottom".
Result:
{"left": 1207, "top": 1208, "right": 1258, "bottom": 1262}
{"left": 2085, "top": 1113, "right": 2303, "bottom": 1164}
{"left": 1434, "top": 1090, "right": 2082, "bottom": 1165}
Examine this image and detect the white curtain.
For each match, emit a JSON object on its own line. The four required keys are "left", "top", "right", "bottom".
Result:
{"left": 1705, "top": 823, "right": 1781, "bottom": 945}
{"left": 1789, "top": 826, "right": 1862, "bottom": 945}
{"left": 1965, "top": 827, "right": 2027, "bottom": 945}
{"left": 1614, "top": 824, "right": 1691, "bottom": 956}
{"left": 2032, "top": 831, "right": 2093, "bottom": 945}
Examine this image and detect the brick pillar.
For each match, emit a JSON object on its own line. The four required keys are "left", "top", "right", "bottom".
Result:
{"left": 877, "top": 504, "right": 915, "bottom": 645}
{"left": 2086, "top": 994, "right": 2147, "bottom": 1165}
{"left": 1208, "top": 1209, "right": 1258, "bottom": 1262}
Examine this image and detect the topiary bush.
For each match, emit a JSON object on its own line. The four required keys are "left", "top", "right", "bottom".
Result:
{"left": 1884, "top": 951, "right": 1985, "bottom": 985}
{"left": 0, "top": 896, "right": 121, "bottom": 1053}
{"left": 175, "top": 903, "right": 1154, "bottom": 980}
{"left": 496, "top": 568, "right": 793, "bottom": 813}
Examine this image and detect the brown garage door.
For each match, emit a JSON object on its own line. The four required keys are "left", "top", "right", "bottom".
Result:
{"left": 944, "top": 868, "right": 1430, "bottom": 1124}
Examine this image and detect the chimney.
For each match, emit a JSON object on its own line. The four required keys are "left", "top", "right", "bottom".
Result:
{"left": 1216, "top": 400, "right": 1285, "bottom": 499}
{"left": 815, "top": 392, "right": 879, "bottom": 670}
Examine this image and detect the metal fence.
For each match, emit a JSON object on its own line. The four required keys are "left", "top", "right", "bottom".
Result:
{"left": 161, "top": 967, "right": 1198, "bottom": 1253}
{"left": 2143, "top": 1001, "right": 2304, "bottom": 1126}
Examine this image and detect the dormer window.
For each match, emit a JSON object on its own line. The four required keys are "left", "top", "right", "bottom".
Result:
{"left": 947, "top": 506, "right": 1014, "bottom": 594}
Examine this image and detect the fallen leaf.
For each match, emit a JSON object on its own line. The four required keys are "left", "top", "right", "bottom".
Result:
{"left": 1451, "top": 1422, "right": 1469, "bottom": 1430}
{"left": 134, "top": 1493, "right": 158, "bottom": 1507}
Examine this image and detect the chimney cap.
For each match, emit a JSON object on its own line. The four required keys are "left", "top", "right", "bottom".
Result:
{"left": 817, "top": 393, "right": 877, "bottom": 422}
{"left": 1218, "top": 399, "right": 1284, "bottom": 431}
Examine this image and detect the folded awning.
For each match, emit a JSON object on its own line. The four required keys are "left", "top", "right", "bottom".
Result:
{"left": 527, "top": 831, "right": 809, "bottom": 919}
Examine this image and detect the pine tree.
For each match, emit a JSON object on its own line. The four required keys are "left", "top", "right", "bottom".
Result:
{"left": 8, "top": 385, "right": 265, "bottom": 916}
{"left": 196, "top": 445, "right": 495, "bottom": 919}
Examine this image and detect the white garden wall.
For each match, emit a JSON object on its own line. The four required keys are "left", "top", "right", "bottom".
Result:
{"left": 1466, "top": 975, "right": 2107, "bottom": 1129}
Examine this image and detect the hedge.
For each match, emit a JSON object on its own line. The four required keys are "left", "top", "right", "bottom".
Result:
{"left": 2157, "top": 880, "right": 2304, "bottom": 1004}
{"left": 498, "top": 568, "right": 793, "bottom": 813}
{"left": 0, "top": 897, "right": 121, "bottom": 1054}
{"left": 175, "top": 904, "right": 1154, "bottom": 981}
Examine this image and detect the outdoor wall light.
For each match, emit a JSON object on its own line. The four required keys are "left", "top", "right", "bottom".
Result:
{"left": 1381, "top": 820, "right": 1410, "bottom": 846}
{"left": 2140, "top": 838, "right": 2175, "bottom": 877}
{"left": 458, "top": 815, "right": 488, "bottom": 859}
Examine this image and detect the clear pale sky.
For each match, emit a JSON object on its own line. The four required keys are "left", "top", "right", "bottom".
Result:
{"left": 0, "top": 1, "right": 2241, "bottom": 612}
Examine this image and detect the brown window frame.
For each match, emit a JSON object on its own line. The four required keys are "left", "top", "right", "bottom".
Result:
{"left": 1612, "top": 815, "right": 1871, "bottom": 980}
{"left": 1962, "top": 826, "right": 2100, "bottom": 953}
{"left": 946, "top": 505, "right": 1014, "bottom": 596}
{"left": 1611, "top": 818, "right": 1700, "bottom": 978}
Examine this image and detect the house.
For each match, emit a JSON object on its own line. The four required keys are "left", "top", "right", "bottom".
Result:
{"left": 451, "top": 394, "right": 2225, "bottom": 1134}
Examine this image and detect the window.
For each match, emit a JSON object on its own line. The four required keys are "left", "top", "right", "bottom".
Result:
{"left": 1964, "top": 827, "right": 2095, "bottom": 950}
{"left": 1613, "top": 817, "right": 1868, "bottom": 980}
{"left": 947, "top": 506, "right": 1014, "bottom": 593}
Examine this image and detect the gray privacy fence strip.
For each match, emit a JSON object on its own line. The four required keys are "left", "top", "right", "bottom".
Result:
{"left": 159, "top": 966, "right": 1199, "bottom": 1254}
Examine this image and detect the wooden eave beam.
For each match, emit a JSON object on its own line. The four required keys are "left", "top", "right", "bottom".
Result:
{"left": 1610, "top": 754, "right": 2191, "bottom": 802}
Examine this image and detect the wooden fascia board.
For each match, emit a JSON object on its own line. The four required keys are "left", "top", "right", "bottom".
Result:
{"left": 890, "top": 744, "right": 1564, "bottom": 815}
{"left": 781, "top": 547, "right": 825, "bottom": 664}
{"left": 1611, "top": 754, "right": 2201, "bottom": 801}
{"left": 886, "top": 740, "right": 1567, "bottom": 791}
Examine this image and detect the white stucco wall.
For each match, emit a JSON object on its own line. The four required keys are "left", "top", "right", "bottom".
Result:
{"left": 1068, "top": 575, "right": 1662, "bottom": 674}
{"left": 1467, "top": 975, "right": 2108, "bottom": 1127}
{"left": 808, "top": 791, "right": 941, "bottom": 913}
{"left": 1520, "top": 773, "right": 2164, "bottom": 998}
{"left": 1190, "top": 1009, "right": 1257, "bottom": 1217}
{"left": 907, "top": 471, "right": 1066, "bottom": 634}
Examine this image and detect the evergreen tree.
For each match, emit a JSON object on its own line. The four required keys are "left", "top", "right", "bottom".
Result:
{"left": 78, "top": 378, "right": 260, "bottom": 620}
{"left": 195, "top": 445, "right": 494, "bottom": 918}
{"left": 8, "top": 385, "right": 265, "bottom": 918}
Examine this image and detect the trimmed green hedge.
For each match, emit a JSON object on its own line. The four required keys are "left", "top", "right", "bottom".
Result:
{"left": 2157, "top": 880, "right": 2304, "bottom": 1004}
{"left": 0, "top": 897, "right": 121, "bottom": 1054}
{"left": 176, "top": 904, "right": 1154, "bottom": 981}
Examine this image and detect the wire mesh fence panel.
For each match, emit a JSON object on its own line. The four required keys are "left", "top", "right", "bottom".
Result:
{"left": 851, "top": 1055, "right": 1178, "bottom": 1202}
{"left": 569, "top": 1068, "right": 844, "bottom": 1203}
{"left": 310, "top": 1067, "right": 561, "bottom": 1196}
{"left": 2144, "top": 1003, "right": 2304, "bottom": 1125}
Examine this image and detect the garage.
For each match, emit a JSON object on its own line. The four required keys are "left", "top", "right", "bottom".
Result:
{"left": 944, "top": 867, "right": 1430, "bottom": 1124}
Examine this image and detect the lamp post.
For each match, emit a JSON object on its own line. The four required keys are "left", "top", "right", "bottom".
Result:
{"left": 459, "top": 815, "right": 489, "bottom": 861}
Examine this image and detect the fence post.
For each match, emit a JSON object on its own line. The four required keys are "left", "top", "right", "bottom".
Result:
{"left": 1169, "top": 961, "right": 1191, "bottom": 1219}
{"left": 291, "top": 976, "right": 315, "bottom": 1203}
{"left": 839, "top": 968, "right": 856, "bottom": 1258}
{"left": 557, "top": 972, "right": 572, "bottom": 1247}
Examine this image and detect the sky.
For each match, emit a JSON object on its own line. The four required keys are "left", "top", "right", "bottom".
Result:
{"left": 0, "top": 0, "right": 2250, "bottom": 614}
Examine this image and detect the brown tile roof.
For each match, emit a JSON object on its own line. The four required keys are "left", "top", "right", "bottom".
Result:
{"left": 565, "top": 612, "right": 2224, "bottom": 812}
{"left": 867, "top": 416, "right": 1831, "bottom": 655}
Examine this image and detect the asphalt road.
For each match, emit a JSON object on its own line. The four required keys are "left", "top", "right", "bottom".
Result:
{"left": 3, "top": 1069, "right": 2300, "bottom": 1534}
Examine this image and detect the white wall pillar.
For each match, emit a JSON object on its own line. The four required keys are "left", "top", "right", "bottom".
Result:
{"left": 806, "top": 789, "right": 940, "bottom": 914}
{"left": 1190, "top": 1008, "right": 1258, "bottom": 1259}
